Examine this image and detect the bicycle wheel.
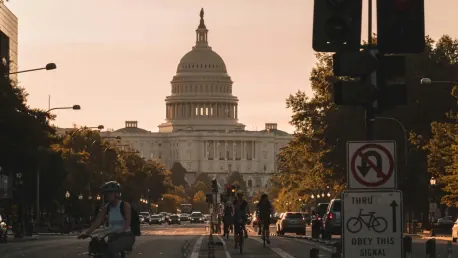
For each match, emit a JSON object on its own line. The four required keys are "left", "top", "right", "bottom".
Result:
{"left": 372, "top": 217, "right": 388, "bottom": 233}
{"left": 346, "top": 217, "right": 363, "bottom": 233}
{"left": 239, "top": 231, "right": 244, "bottom": 254}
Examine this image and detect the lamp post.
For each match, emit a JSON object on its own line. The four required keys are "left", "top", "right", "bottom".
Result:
{"left": 35, "top": 105, "right": 81, "bottom": 224}
{"left": 6, "top": 63, "right": 56, "bottom": 75}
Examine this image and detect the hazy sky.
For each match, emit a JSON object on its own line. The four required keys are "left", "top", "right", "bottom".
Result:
{"left": 6, "top": 0, "right": 456, "bottom": 133}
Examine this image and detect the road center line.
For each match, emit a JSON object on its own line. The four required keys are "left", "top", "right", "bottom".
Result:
{"left": 190, "top": 235, "right": 204, "bottom": 258}
{"left": 250, "top": 237, "right": 296, "bottom": 258}
{"left": 217, "top": 235, "right": 232, "bottom": 258}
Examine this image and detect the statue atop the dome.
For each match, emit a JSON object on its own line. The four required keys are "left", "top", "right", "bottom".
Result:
{"left": 200, "top": 8, "right": 204, "bottom": 20}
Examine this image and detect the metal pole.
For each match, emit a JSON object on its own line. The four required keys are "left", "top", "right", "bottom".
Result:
{"left": 365, "top": 0, "right": 376, "bottom": 140}
{"left": 36, "top": 168, "right": 40, "bottom": 225}
{"left": 375, "top": 117, "right": 409, "bottom": 165}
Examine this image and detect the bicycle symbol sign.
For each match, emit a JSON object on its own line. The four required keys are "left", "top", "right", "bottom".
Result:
{"left": 347, "top": 141, "right": 397, "bottom": 189}
{"left": 342, "top": 191, "right": 403, "bottom": 258}
{"left": 346, "top": 209, "right": 387, "bottom": 233}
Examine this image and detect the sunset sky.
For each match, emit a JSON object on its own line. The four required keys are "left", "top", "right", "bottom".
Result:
{"left": 6, "top": 0, "right": 455, "bottom": 133}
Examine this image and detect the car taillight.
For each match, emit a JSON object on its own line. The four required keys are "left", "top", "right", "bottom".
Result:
{"left": 329, "top": 212, "right": 334, "bottom": 220}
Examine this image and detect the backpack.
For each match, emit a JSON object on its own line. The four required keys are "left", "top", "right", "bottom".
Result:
{"left": 106, "top": 201, "right": 141, "bottom": 236}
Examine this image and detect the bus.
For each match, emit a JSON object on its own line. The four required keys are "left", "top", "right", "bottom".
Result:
{"left": 180, "top": 204, "right": 192, "bottom": 214}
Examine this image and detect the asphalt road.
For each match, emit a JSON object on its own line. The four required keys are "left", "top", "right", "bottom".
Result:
{"left": 0, "top": 222, "right": 455, "bottom": 258}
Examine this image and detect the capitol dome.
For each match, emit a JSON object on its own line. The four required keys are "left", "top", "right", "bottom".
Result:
{"left": 158, "top": 8, "right": 245, "bottom": 133}
{"left": 177, "top": 48, "right": 227, "bottom": 73}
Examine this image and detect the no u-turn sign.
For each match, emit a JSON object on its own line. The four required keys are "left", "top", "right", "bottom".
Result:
{"left": 347, "top": 141, "right": 397, "bottom": 189}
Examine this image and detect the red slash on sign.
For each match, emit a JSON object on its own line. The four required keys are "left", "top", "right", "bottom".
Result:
{"left": 350, "top": 144, "right": 394, "bottom": 187}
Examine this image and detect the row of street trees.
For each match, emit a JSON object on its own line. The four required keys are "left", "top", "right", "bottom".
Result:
{"left": 272, "top": 35, "right": 458, "bottom": 219}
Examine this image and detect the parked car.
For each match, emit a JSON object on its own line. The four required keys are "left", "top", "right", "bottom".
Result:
{"left": 168, "top": 215, "right": 181, "bottom": 225}
{"left": 276, "top": 212, "right": 306, "bottom": 235}
{"left": 452, "top": 219, "right": 458, "bottom": 242}
{"left": 322, "top": 199, "right": 341, "bottom": 239}
{"left": 149, "top": 215, "right": 164, "bottom": 225}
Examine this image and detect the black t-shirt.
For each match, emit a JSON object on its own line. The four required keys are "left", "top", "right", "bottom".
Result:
{"left": 258, "top": 201, "right": 272, "bottom": 218}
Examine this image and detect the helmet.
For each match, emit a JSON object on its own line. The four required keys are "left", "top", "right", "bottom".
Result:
{"left": 236, "top": 189, "right": 244, "bottom": 196}
{"left": 100, "top": 181, "right": 121, "bottom": 193}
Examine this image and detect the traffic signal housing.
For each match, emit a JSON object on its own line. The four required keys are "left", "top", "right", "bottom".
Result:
{"left": 377, "top": 0, "right": 425, "bottom": 54}
{"left": 312, "top": 0, "right": 363, "bottom": 52}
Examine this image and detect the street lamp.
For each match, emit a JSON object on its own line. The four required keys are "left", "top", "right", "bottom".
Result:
{"left": 430, "top": 177, "right": 437, "bottom": 186}
{"left": 88, "top": 195, "right": 92, "bottom": 200}
{"left": 311, "top": 194, "right": 315, "bottom": 199}
{"left": 6, "top": 62, "right": 57, "bottom": 75}
{"left": 420, "top": 78, "right": 458, "bottom": 85}
{"left": 327, "top": 192, "right": 331, "bottom": 197}
{"left": 47, "top": 105, "right": 81, "bottom": 113}
{"left": 78, "top": 193, "right": 83, "bottom": 200}
{"left": 65, "top": 191, "right": 70, "bottom": 199}
{"left": 96, "top": 195, "right": 101, "bottom": 201}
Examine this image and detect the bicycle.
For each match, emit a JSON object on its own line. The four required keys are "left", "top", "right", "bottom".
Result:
{"left": 346, "top": 209, "right": 388, "bottom": 233}
{"left": 234, "top": 221, "right": 244, "bottom": 254}
{"left": 80, "top": 233, "right": 132, "bottom": 258}
{"left": 261, "top": 222, "right": 267, "bottom": 247}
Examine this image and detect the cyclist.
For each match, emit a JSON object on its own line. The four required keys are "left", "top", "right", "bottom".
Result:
{"left": 223, "top": 200, "right": 234, "bottom": 237}
{"left": 78, "top": 181, "right": 136, "bottom": 257}
{"left": 233, "top": 189, "right": 249, "bottom": 248}
{"left": 257, "top": 193, "right": 273, "bottom": 244}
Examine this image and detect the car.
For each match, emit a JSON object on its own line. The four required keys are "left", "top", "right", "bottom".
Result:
{"left": 276, "top": 212, "right": 306, "bottom": 235}
{"left": 452, "top": 219, "right": 458, "bottom": 242}
{"left": 180, "top": 213, "right": 189, "bottom": 221}
{"left": 168, "top": 215, "right": 181, "bottom": 225}
{"left": 139, "top": 212, "right": 150, "bottom": 223}
{"left": 322, "top": 199, "right": 341, "bottom": 239}
{"left": 149, "top": 215, "right": 164, "bottom": 225}
{"left": 190, "top": 212, "right": 205, "bottom": 223}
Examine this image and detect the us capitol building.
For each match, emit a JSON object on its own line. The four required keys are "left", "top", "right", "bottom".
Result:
{"left": 86, "top": 10, "right": 291, "bottom": 194}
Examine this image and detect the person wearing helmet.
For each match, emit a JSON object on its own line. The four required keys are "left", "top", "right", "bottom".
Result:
{"left": 78, "top": 181, "right": 135, "bottom": 257}
{"left": 232, "top": 189, "right": 249, "bottom": 248}
{"left": 257, "top": 193, "right": 273, "bottom": 244}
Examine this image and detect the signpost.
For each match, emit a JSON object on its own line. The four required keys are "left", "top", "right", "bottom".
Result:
{"left": 347, "top": 141, "right": 397, "bottom": 189}
{"left": 342, "top": 190, "right": 403, "bottom": 258}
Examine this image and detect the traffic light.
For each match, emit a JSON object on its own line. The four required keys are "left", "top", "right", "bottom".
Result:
{"left": 226, "top": 185, "right": 231, "bottom": 196}
{"left": 211, "top": 179, "right": 218, "bottom": 193}
{"left": 377, "top": 0, "right": 425, "bottom": 54}
{"left": 231, "top": 185, "right": 236, "bottom": 196}
{"left": 312, "top": 0, "right": 363, "bottom": 52}
{"left": 332, "top": 51, "right": 407, "bottom": 113}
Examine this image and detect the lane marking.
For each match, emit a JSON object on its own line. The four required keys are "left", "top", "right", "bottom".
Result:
{"left": 217, "top": 235, "right": 232, "bottom": 258}
{"left": 250, "top": 237, "right": 296, "bottom": 258}
{"left": 190, "top": 235, "right": 204, "bottom": 258}
{"left": 290, "top": 238, "right": 334, "bottom": 253}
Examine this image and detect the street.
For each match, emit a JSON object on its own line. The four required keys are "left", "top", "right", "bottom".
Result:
{"left": 0, "top": 223, "right": 456, "bottom": 258}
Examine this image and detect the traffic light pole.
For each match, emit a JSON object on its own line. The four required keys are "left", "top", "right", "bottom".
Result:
{"left": 365, "top": 0, "right": 376, "bottom": 140}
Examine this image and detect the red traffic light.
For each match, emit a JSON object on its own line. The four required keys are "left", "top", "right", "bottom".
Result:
{"left": 226, "top": 185, "right": 230, "bottom": 189}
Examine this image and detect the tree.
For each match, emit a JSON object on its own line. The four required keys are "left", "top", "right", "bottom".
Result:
{"left": 192, "top": 190, "right": 207, "bottom": 212}
{"left": 277, "top": 35, "right": 458, "bottom": 216}
{"left": 192, "top": 173, "right": 211, "bottom": 194}
{"left": 160, "top": 193, "right": 182, "bottom": 213}
{"left": 227, "top": 172, "right": 248, "bottom": 194}
{"left": 170, "top": 162, "right": 188, "bottom": 187}
{"left": 0, "top": 61, "right": 55, "bottom": 206}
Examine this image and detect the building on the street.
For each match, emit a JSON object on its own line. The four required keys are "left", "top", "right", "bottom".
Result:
{"left": 0, "top": 1, "right": 18, "bottom": 202}
{"left": 0, "top": 1, "right": 18, "bottom": 73}
{"left": 93, "top": 9, "right": 291, "bottom": 194}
